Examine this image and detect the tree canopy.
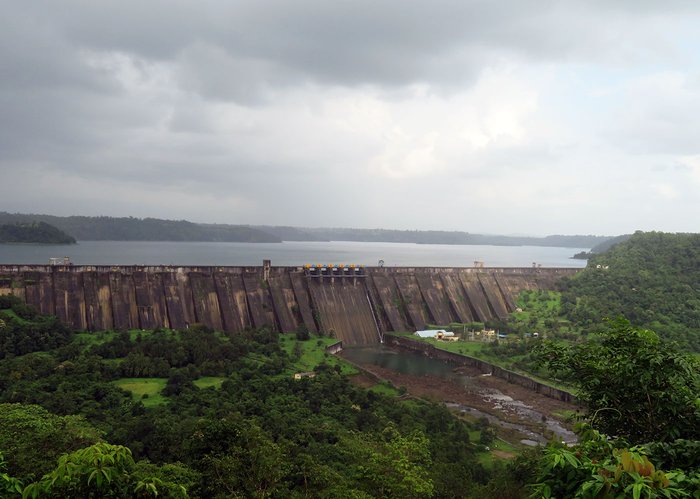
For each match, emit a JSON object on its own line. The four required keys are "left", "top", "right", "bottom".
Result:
{"left": 530, "top": 320, "right": 700, "bottom": 497}
{"left": 533, "top": 319, "right": 700, "bottom": 444}
{"left": 0, "top": 222, "right": 75, "bottom": 244}
{"left": 559, "top": 231, "right": 700, "bottom": 350}
{"left": 0, "top": 298, "right": 490, "bottom": 497}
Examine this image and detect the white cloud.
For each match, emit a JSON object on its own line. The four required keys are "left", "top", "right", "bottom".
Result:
{"left": 678, "top": 155, "right": 700, "bottom": 185}
{"left": 652, "top": 183, "right": 679, "bottom": 200}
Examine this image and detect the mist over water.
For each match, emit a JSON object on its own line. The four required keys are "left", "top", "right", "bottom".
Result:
{"left": 0, "top": 240, "right": 587, "bottom": 267}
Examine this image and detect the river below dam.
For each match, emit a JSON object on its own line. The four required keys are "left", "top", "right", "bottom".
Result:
{"left": 341, "top": 345, "right": 578, "bottom": 446}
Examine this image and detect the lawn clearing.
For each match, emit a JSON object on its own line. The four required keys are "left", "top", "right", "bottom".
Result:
{"left": 113, "top": 378, "right": 167, "bottom": 407}
{"left": 478, "top": 437, "right": 521, "bottom": 467}
{"left": 368, "top": 381, "right": 401, "bottom": 396}
{"left": 279, "top": 333, "right": 358, "bottom": 375}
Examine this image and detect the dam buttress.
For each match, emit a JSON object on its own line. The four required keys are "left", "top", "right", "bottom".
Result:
{"left": 0, "top": 264, "right": 577, "bottom": 346}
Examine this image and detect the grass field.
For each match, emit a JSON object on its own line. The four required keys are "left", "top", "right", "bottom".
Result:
{"left": 279, "top": 333, "right": 358, "bottom": 375}
{"left": 368, "top": 380, "right": 401, "bottom": 396}
{"left": 74, "top": 329, "right": 162, "bottom": 350}
{"left": 113, "top": 377, "right": 168, "bottom": 407}
{"left": 511, "top": 290, "right": 576, "bottom": 335}
{"left": 513, "top": 290, "right": 561, "bottom": 320}
{"left": 74, "top": 331, "right": 117, "bottom": 347}
{"left": 465, "top": 427, "right": 521, "bottom": 467}
{"left": 114, "top": 376, "right": 227, "bottom": 407}
{"left": 477, "top": 438, "right": 520, "bottom": 467}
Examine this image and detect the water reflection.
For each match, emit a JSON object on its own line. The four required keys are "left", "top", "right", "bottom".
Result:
{"left": 343, "top": 344, "right": 463, "bottom": 378}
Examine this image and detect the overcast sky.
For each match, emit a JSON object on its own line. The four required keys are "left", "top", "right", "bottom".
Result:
{"left": 2, "top": 1, "right": 700, "bottom": 236}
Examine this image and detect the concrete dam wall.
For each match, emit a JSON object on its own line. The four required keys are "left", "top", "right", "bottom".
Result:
{"left": 0, "top": 264, "right": 577, "bottom": 346}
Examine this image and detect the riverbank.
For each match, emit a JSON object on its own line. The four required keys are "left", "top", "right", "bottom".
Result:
{"left": 340, "top": 345, "right": 578, "bottom": 446}
{"left": 386, "top": 333, "right": 576, "bottom": 402}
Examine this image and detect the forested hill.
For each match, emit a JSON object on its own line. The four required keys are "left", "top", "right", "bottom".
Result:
{"left": 253, "top": 226, "right": 613, "bottom": 248}
{"left": 559, "top": 231, "right": 700, "bottom": 350}
{"left": 589, "top": 233, "right": 632, "bottom": 253}
{"left": 0, "top": 212, "right": 615, "bottom": 247}
{"left": 0, "top": 213, "right": 280, "bottom": 243}
{"left": 0, "top": 222, "right": 76, "bottom": 244}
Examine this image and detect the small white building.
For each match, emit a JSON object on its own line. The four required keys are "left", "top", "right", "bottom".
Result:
{"left": 414, "top": 329, "right": 453, "bottom": 338}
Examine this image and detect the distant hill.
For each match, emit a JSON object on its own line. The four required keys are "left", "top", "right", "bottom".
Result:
{"left": 239, "top": 225, "right": 328, "bottom": 242}
{"left": 589, "top": 233, "right": 632, "bottom": 253}
{"left": 0, "top": 213, "right": 280, "bottom": 243}
{"left": 253, "top": 226, "right": 612, "bottom": 248}
{"left": 0, "top": 221, "right": 76, "bottom": 244}
{"left": 560, "top": 231, "right": 700, "bottom": 350}
{"left": 0, "top": 213, "right": 615, "bottom": 248}
{"left": 572, "top": 234, "right": 632, "bottom": 259}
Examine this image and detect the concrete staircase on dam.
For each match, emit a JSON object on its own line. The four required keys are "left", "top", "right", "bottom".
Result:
{"left": 0, "top": 265, "right": 578, "bottom": 346}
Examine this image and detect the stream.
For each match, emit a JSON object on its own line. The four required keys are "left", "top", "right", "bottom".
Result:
{"left": 341, "top": 345, "right": 577, "bottom": 445}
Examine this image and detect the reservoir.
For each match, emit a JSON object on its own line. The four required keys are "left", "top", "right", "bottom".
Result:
{"left": 0, "top": 240, "right": 587, "bottom": 267}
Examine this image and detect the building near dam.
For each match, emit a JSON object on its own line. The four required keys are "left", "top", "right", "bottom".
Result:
{"left": 0, "top": 263, "right": 577, "bottom": 346}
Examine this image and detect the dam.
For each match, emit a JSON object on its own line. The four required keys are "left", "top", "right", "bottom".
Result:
{"left": 0, "top": 263, "right": 577, "bottom": 345}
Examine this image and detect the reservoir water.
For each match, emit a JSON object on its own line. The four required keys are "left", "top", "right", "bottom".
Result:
{"left": 0, "top": 240, "right": 588, "bottom": 267}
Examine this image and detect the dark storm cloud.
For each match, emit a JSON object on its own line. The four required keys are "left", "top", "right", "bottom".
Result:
{"left": 8, "top": 1, "right": 688, "bottom": 98}
{"left": 2, "top": 1, "right": 700, "bottom": 234}
{"left": 2, "top": 0, "right": 692, "bottom": 116}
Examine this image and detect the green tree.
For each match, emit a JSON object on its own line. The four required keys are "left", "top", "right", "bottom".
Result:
{"left": 0, "top": 404, "right": 102, "bottom": 481}
{"left": 533, "top": 319, "right": 700, "bottom": 444}
{"left": 0, "top": 451, "right": 23, "bottom": 498}
{"left": 22, "top": 442, "right": 188, "bottom": 498}
{"left": 352, "top": 425, "right": 434, "bottom": 498}
{"left": 530, "top": 428, "right": 700, "bottom": 498}
{"left": 560, "top": 231, "right": 700, "bottom": 350}
{"left": 187, "top": 415, "right": 288, "bottom": 498}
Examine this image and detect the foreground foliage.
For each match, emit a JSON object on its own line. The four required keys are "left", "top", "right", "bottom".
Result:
{"left": 531, "top": 321, "right": 700, "bottom": 497}
{"left": 22, "top": 443, "right": 188, "bottom": 498}
{"left": 533, "top": 319, "right": 700, "bottom": 444}
{"left": 531, "top": 428, "right": 700, "bottom": 498}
